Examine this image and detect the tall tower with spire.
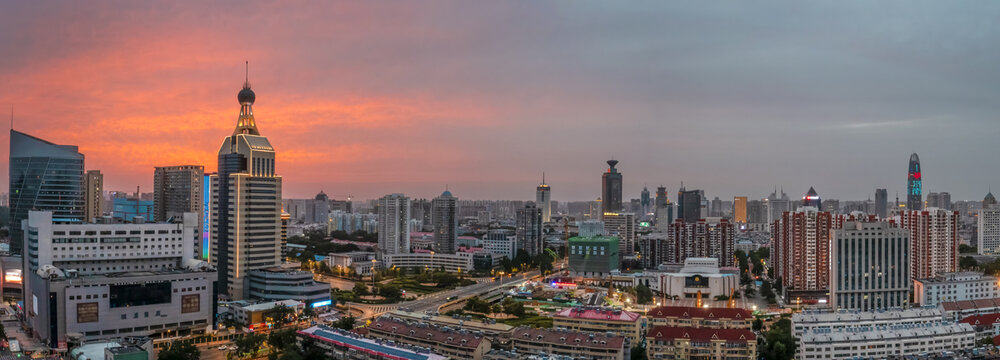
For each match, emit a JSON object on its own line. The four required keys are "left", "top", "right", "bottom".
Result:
{"left": 536, "top": 173, "right": 551, "bottom": 222}
{"left": 209, "top": 65, "right": 283, "bottom": 300}
{"left": 601, "top": 160, "right": 623, "bottom": 218}
{"left": 907, "top": 153, "right": 923, "bottom": 210}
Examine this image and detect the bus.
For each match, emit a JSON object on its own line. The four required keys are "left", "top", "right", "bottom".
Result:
{"left": 9, "top": 339, "right": 20, "bottom": 353}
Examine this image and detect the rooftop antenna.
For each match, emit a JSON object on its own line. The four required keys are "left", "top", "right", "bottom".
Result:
{"left": 542, "top": 172, "right": 546, "bottom": 185}
{"left": 244, "top": 60, "right": 249, "bottom": 87}
{"left": 9, "top": 105, "right": 12, "bottom": 130}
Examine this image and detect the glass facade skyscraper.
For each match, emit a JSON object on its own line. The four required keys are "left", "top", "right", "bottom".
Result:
{"left": 907, "top": 153, "right": 922, "bottom": 210}
{"left": 8, "top": 130, "right": 84, "bottom": 255}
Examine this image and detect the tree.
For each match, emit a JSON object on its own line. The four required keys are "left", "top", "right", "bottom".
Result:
{"left": 960, "top": 256, "right": 979, "bottom": 270}
{"left": 353, "top": 282, "right": 370, "bottom": 296}
{"left": 960, "top": 244, "right": 978, "bottom": 254}
{"left": 331, "top": 316, "right": 356, "bottom": 331}
{"left": 267, "top": 329, "right": 298, "bottom": 352}
{"left": 158, "top": 341, "right": 200, "bottom": 360}
{"left": 760, "top": 318, "right": 796, "bottom": 360}
{"left": 760, "top": 281, "right": 776, "bottom": 305}
{"left": 502, "top": 297, "right": 525, "bottom": 317}
{"left": 267, "top": 305, "right": 296, "bottom": 326}
{"left": 752, "top": 318, "right": 764, "bottom": 331}
{"left": 630, "top": 345, "right": 647, "bottom": 360}
{"left": 300, "top": 305, "right": 316, "bottom": 319}
{"left": 234, "top": 333, "right": 266, "bottom": 358}
{"left": 464, "top": 296, "right": 492, "bottom": 313}
{"left": 0, "top": 322, "right": 6, "bottom": 340}
{"left": 635, "top": 284, "right": 654, "bottom": 305}
{"left": 378, "top": 284, "right": 402, "bottom": 300}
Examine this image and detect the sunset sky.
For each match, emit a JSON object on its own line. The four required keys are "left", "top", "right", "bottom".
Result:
{"left": 2, "top": 1, "right": 999, "bottom": 201}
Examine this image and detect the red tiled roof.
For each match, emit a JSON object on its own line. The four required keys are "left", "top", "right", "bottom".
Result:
{"left": 993, "top": 334, "right": 1000, "bottom": 346}
{"left": 369, "top": 318, "right": 484, "bottom": 349}
{"left": 647, "top": 306, "right": 752, "bottom": 320}
{"left": 554, "top": 307, "right": 641, "bottom": 322}
{"left": 512, "top": 327, "right": 625, "bottom": 350}
{"left": 647, "top": 326, "right": 755, "bottom": 343}
{"left": 960, "top": 313, "right": 1000, "bottom": 327}
{"left": 941, "top": 298, "right": 1000, "bottom": 311}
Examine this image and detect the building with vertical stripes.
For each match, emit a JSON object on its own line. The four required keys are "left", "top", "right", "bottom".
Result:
{"left": 210, "top": 73, "right": 283, "bottom": 300}
{"left": 830, "top": 221, "right": 910, "bottom": 311}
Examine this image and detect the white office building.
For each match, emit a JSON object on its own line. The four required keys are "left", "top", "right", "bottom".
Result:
{"left": 482, "top": 232, "right": 517, "bottom": 260}
{"left": 830, "top": 221, "right": 910, "bottom": 311}
{"left": 23, "top": 211, "right": 214, "bottom": 349}
{"left": 979, "top": 207, "right": 1000, "bottom": 256}
{"left": 378, "top": 194, "right": 411, "bottom": 256}
{"left": 914, "top": 271, "right": 1000, "bottom": 307}
{"left": 797, "top": 321, "right": 975, "bottom": 359}
{"left": 382, "top": 252, "right": 476, "bottom": 273}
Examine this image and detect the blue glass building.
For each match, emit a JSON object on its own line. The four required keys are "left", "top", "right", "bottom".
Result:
{"left": 112, "top": 198, "right": 154, "bottom": 221}
{"left": 8, "top": 130, "right": 85, "bottom": 255}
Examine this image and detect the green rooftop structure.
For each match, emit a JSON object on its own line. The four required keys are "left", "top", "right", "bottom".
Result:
{"left": 568, "top": 236, "right": 619, "bottom": 277}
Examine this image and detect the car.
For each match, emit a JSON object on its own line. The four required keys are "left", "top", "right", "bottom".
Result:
{"left": 218, "top": 346, "right": 227, "bottom": 351}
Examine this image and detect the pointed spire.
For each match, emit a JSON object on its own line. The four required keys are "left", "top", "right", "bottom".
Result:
{"left": 244, "top": 60, "right": 250, "bottom": 88}
{"left": 542, "top": 172, "right": 546, "bottom": 185}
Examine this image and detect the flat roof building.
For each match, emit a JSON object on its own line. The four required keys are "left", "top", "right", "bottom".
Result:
{"left": 509, "top": 327, "right": 626, "bottom": 360}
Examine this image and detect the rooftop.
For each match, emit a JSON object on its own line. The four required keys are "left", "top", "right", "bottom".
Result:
{"left": 793, "top": 308, "right": 943, "bottom": 324}
{"left": 941, "top": 298, "right": 1000, "bottom": 312}
{"left": 300, "top": 325, "right": 446, "bottom": 360}
{"left": 239, "top": 299, "right": 303, "bottom": 312}
{"left": 647, "top": 306, "right": 752, "bottom": 320}
{"left": 799, "top": 322, "right": 973, "bottom": 343}
{"left": 512, "top": 327, "right": 625, "bottom": 350}
{"left": 370, "top": 317, "right": 486, "bottom": 349}
{"left": 647, "top": 326, "right": 755, "bottom": 343}
{"left": 554, "top": 307, "right": 641, "bottom": 323}
{"left": 960, "top": 313, "right": 1000, "bottom": 326}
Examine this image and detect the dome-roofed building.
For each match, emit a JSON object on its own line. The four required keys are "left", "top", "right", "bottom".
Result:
{"left": 315, "top": 190, "right": 329, "bottom": 202}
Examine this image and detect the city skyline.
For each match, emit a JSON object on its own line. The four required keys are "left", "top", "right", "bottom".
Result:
{"left": 2, "top": 2, "right": 1000, "bottom": 201}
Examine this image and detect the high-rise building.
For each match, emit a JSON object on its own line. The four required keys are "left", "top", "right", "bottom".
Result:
{"left": 640, "top": 186, "right": 651, "bottom": 215}
{"left": 601, "top": 160, "right": 623, "bottom": 216}
{"left": 431, "top": 190, "right": 458, "bottom": 253}
{"left": 747, "top": 200, "right": 765, "bottom": 224}
{"left": 677, "top": 187, "right": 703, "bottom": 223}
{"left": 907, "top": 153, "right": 923, "bottom": 210}
{"left": 821, "top": 199, "right": 840, "bottom": 214}
{"left": 516, "top": 202, "right": 543, "bottom": 255}
{"left": 536, "top": 174, "right": 551, "bottom": 222}
{"left": 209, "top": 74, "right": 283, "bottom": 300}
{"left": 153, "top": 165, "right": 204, "bottom": 226}
{"left": 710, "top": 197, "right": 723, "bottom": 217}
{"left": 665, "top": 219, "right": 735, "bottom": 267}
{"left": 900, "top": 208, "right": 958, "bottom": 280}
{"left": 654, "top": 186, "right": 674, "bottom": 231}
{"left": 603, "top": 212, "right": 636, "bottom": 257}
{"left": 773, "top": 207, "right": 833, "bottom": 298}
{"left": 984, "top": 191, "right": 998, "bottom": 209}
{"left": 926, "top": 192, "right": 952, "bottom": 210}
{"left": 875, "top": 188, "right": 888, "bottom": 218}
{"left": 733, "top": 197, "right": 747, "bottom": 223}
{"left": 830, "top": 221, "right": 910, "bottom": 311}
{"left": 83, "top": 170, "right": 103, "bottom": 222}
{"left": 802, "top": 187, "right": 821, "bottom": 208}
{"left": 765, "top": 187, "right": 791, "bottom": 225}
{"left": 378, "top": 194, "right": 411, "bottom": 256}
{"left": 8, "top": 130, "right": 85, "bottom": 255}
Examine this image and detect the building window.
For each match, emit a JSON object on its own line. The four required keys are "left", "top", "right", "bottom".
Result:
{"left": 181, "top": 294, "right": 200, "bottom": 314}
{"left": 77, "top": 302, "right": 99, "bottom": 323}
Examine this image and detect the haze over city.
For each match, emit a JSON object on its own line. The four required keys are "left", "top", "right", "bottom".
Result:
{"left": 2, "top": 1, "right": 999, "bottom": 201}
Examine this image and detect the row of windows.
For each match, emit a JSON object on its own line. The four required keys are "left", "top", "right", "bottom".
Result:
{"left": 53, "top": 229, "right": 181, "bottom": 236}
